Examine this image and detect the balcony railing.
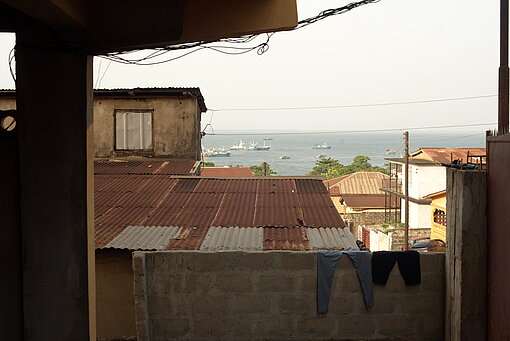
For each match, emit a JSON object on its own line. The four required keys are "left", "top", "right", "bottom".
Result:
{"left": 381, "top": 178, "right": 402, "bottom": 194}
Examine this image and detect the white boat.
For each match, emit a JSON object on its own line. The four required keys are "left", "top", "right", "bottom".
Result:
{"left": 385, "top": 149, "right": 396, "bottom": 155}
{"left": 246, "top": 141, "right": 271, "bottom": 151}
{"left": 280, "top": 154, "right": 290, "bottom": 160}
{"left": 313, "top": 143, "right": 332, "bottom": 150}
{"left": 204, "top": 148, "right": 231, "bottom": 157}
{"left": 316, "top": 154, "right": 326, "bottom": 158}
{"left": 230, "top": 140, "right": 246, "bottom": 151}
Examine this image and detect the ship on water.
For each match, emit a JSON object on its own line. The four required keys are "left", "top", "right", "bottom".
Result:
{"left": 230, "top": 140, "right": 246, "bottom": 151}
{"left": 204, "top": 148, "right": 231, "bottom": 157}
{"left": 246, "top": 141, "right": 271, "bottom": 151}
{"left": 312, "top": 143, "right": 332, "bottom": 150}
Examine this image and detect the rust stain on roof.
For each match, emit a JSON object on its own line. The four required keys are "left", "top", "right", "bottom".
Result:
{"left": 94, "top": 160, "right": 197, "bottom": 175}
{"left": 411, "top": 147, "right": 486, "bottom": 164}
{"left": 201, "top": 167, "right": 254, "bottom": 177}
{"left": 263, "top": 227, "right": 310, "bottom": 251}
{"left": 324, "top": 172, "right": 388, "bottom": 196}
{"left": 95, "top": 176, "right": 346, "bottom": 249}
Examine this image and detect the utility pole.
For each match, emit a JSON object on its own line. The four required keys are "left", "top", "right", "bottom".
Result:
{"left": 262, "top": 162, "right": 268, "bottom": 176}
{"left": 404, "top": 131, "right": 410, "bottom": 250}
{"left": 499, "top": 0, "right": 509, "bottom": 134}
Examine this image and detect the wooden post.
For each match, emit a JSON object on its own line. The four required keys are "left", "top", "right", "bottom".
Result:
{"left": 404, "top": 131, "right": 410, "bottom": 249}
{"left": 499, "top": 0, "right": 509, "bottom": 135}
{"left": 262, "top": 162, "right": 268, "bottom": 176}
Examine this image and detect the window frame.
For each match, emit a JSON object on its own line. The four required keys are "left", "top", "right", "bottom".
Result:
{"left": 113, "top": 109, "right": 154, "bottom": 151}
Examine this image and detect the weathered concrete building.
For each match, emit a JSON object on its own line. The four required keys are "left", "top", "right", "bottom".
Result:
{"left": 0, "top": 88, "right": 207, "bottom": 160}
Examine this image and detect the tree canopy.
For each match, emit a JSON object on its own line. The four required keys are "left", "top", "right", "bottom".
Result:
{"left": 250, "top": 162, "right": 277, "bottom": 176}
{"left": 308, "top": 155, "right": 387, "bottom": 179}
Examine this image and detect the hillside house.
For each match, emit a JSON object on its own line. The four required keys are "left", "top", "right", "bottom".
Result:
{"left": 94, "top": 162, "right": 352, "bottom": 339}
{"left": 381, "top": 147, "right": 485, "bottom": 231}
{"left": 0, "top": 87, "right": 207, "bottom": 160}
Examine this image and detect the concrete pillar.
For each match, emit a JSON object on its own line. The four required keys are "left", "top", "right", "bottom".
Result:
{"left": 445, "top": 168, "right": 487, "bottom": 341}
{"left": 0, "top": 110, "right": 23, "bottom": 340}
{"left": 16, "top": 31, "right": 95, "bottom": 340}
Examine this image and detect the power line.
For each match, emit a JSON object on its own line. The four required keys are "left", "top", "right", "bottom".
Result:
{"left": 205, "top": 122, "right": 496, "bottom": 136}
{"left": 209, "top": 95, "right": 497, "bottom": 112}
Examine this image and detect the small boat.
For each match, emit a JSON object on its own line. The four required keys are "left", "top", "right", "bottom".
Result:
{"left": 280, "top": 154, "right": 290, "bottom": 160}
{"left": 264, "top": 137, "right": 273, "bottom": 141}
{"left": 246, "top": 141, "right": 271, "bottom": 151}
{"left": 313, "top": 143, "right": 331, "bottom": 150}
{"left": 230, "top": 140, "right": 246, "bottom": 151}
{"left": 316, "top": 154, "right": 326, "bottom": 158}
{"left": 385, "top": 149, "right": 396, "bottom": 155}
{"left": 204, "top": 148, "right": 231, "bottom": 157}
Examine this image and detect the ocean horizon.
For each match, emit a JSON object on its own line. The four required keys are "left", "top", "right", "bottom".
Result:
{"left": 201, "top": 131, "right": 487, "bottom": 176}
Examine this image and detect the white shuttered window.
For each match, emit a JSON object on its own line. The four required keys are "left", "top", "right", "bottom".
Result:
{"left": 115, "top": 111, "right": 153, "bottom": 150}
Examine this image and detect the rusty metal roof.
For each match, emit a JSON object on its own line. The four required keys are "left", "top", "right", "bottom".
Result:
{"left": 306, "top": 227, "right": 359, "bottom": 251}
{"left": 199, "top": 227, "right": 263, "bottom": 251}
{"left": 101, "top": 226, "right": 182, "bottom": 250}
{"left": 263, "top": 227, "right": 310, "bottom": 251}
{"left": 339, "top": 194, "right": 389, "bottom": 209}
{"left": 411, "top": 147, "right": 486, "bottom": 164}
{"left": 95, "top": 176, "right": 346, "bottom": 249}
{"left": 94, "top": 160, "right": 198, "bottom": 175}
{"left": 324, "top": 172, "right": 388, "bottom": 196}
{"left": 201, "top": 167, "right": 254, "bottom": 177}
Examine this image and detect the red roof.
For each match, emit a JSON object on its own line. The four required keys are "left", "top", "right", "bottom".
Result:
{"left": 95, "top": 176, "right": 345, "bottom": 249}
{"left": 324, "top": 172, "right": 388, "bottom": 196}
{"left": 95, "top": 159, "right": 199, "bottom": 175}
{"left": 201, "top": 167, "right": 254, "bottom": 177}
{"left": 411, "top": 147, "right": 486, "bottom": 164}
{"left": 340, "top": 194, "right": 396, "bottom": 209}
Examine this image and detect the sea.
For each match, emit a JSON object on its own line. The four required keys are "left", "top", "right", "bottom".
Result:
{"left": 201, "top": 131, "right": 487, "bottom": 176}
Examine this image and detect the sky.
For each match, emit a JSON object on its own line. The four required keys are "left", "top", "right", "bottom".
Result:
{"left": 0, "top": 0, "right": 501, "bottom": 132}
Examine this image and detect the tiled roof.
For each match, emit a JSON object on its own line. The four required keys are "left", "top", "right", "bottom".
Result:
{"left": 411, "top": 147, "right": 486, "bottom": 164}
{"left": 201, "top": 167, "right": 254, "bottom": 177}
{"left": 324, "top": 172, "right": 388, "bottom": 196}
{"left": 95, "top": 176, "right": 346, "bottom": 249}
{"left": 339, "top": 194, "right": 392, "bottom": 209}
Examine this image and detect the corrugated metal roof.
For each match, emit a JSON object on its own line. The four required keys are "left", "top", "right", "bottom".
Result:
{"left": 263, "top": 227, "right": 310, "bottom": 251}
{"left": 94, "top": 160, "right": 197, "bottom": 175}
{"left": 200, "top": 227, "right": 263, "bottom": 251}
{"left": 412, "top": 147, "right": 486, "bottom": 164}
{"left": 306, "top": 227, "right": 359, "bottom": 251}
{"left": 339, "top": 194, "right": 389, "bottom": 209}
{"left": 325, "top": 172, "right": 388, "bottom": 195}
{"left": 95, "top": 176, "right": 346, "bottom": 249}
{"left": 102, "top": 226, "right": 182, "bottom": 250}
{"left": 201, "top": 167, "right": 254, "bottom": 177}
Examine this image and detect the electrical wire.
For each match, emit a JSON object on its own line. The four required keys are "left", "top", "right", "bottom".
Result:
{"left": 204, "top": 122, "right": 497, "bottom": 136}
{"left": 98, "top": 0, "right": 379, "bottom": 65}
{"left": 209, "top": 95, "right": 497, "bottom": 112}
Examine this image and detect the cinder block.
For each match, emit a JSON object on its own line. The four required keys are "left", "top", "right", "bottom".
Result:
{"left": 191, "top": 295, "right": 228, "bottom": 314}
{"left": 254, "top": 317, "right": 295, "bottom": 337}
{"left": 132, "top": 252, "right": 145, "bottom": 275}
{"left": 232, "top": 295, "right": 270, "bottom": 313}
{"left": 278, "top": 252, "right": 316, "bottom": 270}
{"left": 368, "top": 294, "right": 396, "bottom": 314}
{"left": 399, "top": 294, "right": 443, "bottom": 314}
{"left": 187, "top": 252, "right": 226, "bottom": 271}
{"left": 328, "top": 295, "right": 356, "bottom": 314}
{"left": 301, "top": 276, "right": 317, "bottom": 292}
{"left": 185, "top": 273, "right": 214, "bottom": 293}
{"left": 259, "top": 275, "right": 295, "bottom": 292}
{"left": 376, "top": 315, "right": 416, "bottom": 338}
{"left": 279, "top": 295, "right": 314, "bottom": 313}
{"left": 216, "top": 275, "right": 253, "bottom": 292}
{"left": 151, "top": 317, "right": 190, "bottom": 339}
{"left": 228, "top": 318, "right": 255, "bottom": 336}
{"left": 296, "top": 316, "right": 335, "bottom": 335}
{"left": 337, "top": 315, "right": 376, "bottom": 337}
{"left": 193, "top": 317, "right": 229, "bottom": 338}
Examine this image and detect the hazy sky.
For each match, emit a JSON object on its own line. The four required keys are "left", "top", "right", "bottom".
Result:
{"left": 0, "top": 0, "right": 501, "bottom": 132}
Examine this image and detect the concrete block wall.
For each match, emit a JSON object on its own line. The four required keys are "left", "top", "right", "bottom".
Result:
{"left": 133, "top": 251, "right": 444, "bottom": 341}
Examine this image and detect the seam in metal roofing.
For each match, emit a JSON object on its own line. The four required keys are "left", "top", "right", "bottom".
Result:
{"left": 200, "top": 227, "right": 263, "bottom": 251}
{"left": 306, "top": 227, "right": 359, "bottom": 251}
{"left": 102, "top": 225, "right": 182, "bottom": 250}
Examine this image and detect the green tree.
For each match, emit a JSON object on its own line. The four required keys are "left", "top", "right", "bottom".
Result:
{"left": 202, "top": 161, "right": 215, "bottom": 167}
{"left": 250, "top": 162, "right": 277, "bottom": 176}
{"left": 307, "top": 158, "right": 342, "bottom": 176}
{"left": 308, "top": 155, "right": 387, "bottom": 179}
